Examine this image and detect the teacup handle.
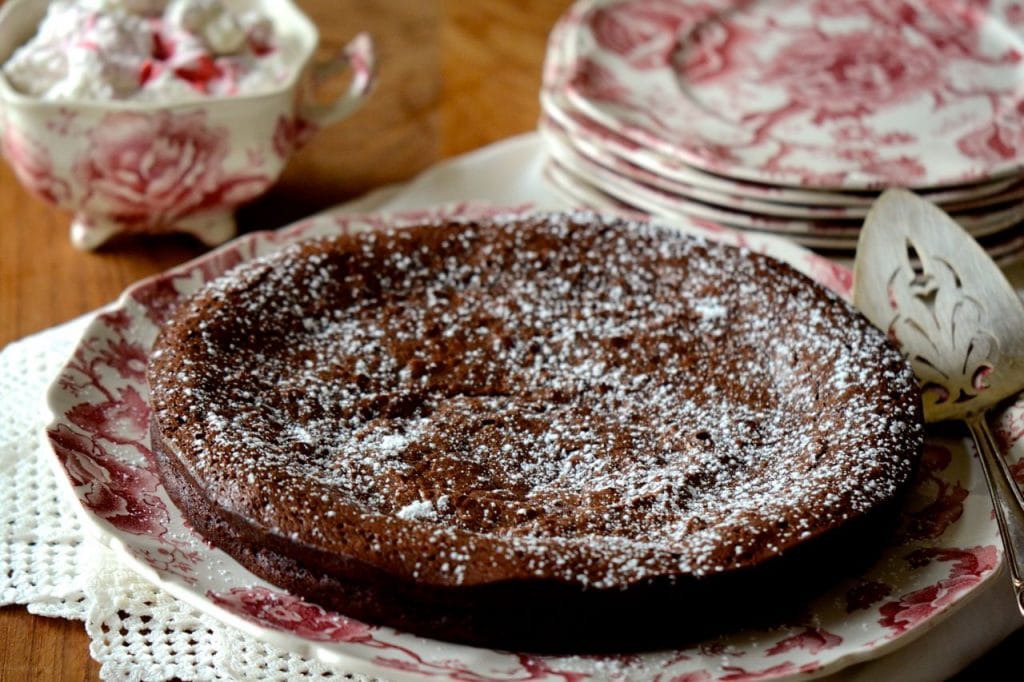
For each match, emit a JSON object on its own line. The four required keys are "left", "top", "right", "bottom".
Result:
{"left": 300, "top": 32, "right": 376, "bottom": 130}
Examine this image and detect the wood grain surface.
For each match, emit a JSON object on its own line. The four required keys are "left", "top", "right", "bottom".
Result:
{"left": 0, "top": 0, "right": 1020, "bottom": 679}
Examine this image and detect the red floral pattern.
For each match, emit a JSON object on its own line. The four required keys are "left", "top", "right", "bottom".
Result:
{"left": 591, "top": 0, "right": 719, "bottom": 70}
{"left": 879, "top": 546, "right": 999, "bottom": 635}
{"left": 569, "top": 57, "right": 632, "bottom": 104}
{"left": 272, "top": 115, "right": 318, "bottom": 160}
{"left": 957, "top": 121, "right": 1024, "bottom": 164}
{"left": 765, "top": 628, "right": 842, "bottom": 656}
{"left": 49, "top": 424, "right": 166, "bottom": 536}
{"left": 209, "top": 587, "right": 373, "bottom": 643}
{"left": 561, "top": 0, "right": 1024, "bottom": 187}
{"left": 1, "top": 125, "right": 70, "bottom": 204}
{"left": 74, "top": 110, "right": 270, "bottom": 232}
{"left": 760, "top": 30, "right": 940, "bottom": 122}
{"left": 902, "top": 444, "right": 969, "bottom": 541}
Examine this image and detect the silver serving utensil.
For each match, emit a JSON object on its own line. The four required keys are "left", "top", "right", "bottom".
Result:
{"left": 854, "top": 188, "right": 1024, "bottom": 613}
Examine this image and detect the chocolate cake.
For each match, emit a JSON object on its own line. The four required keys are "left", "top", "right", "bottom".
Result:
{"left": 147, "top": 211, "right": 924, "bottom": 652}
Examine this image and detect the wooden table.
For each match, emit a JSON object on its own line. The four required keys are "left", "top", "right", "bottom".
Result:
{"left": 0, "top": 0, "right": 1019, "bottom": 678}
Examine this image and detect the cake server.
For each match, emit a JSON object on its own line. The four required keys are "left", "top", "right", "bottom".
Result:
{"left": 853, "top": 188, "right": 1024, "bottom": 614}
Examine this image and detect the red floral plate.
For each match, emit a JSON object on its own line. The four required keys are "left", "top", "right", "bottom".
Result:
{"left": 539, "top": 90, "right": 1023, "bottom": 211}
{"left": 541, "top": 119, "right": 1024, "bottom": 243}
{"left": 45, "top": 203, "right": 1020, "bottom": 681}
{"left": 542, "top": 107, "right": 1024, "bottom": 222}
{"left": 543, "top": 157, "right": 1024, "bottom": 268}
{"left": 558, "top": 0, "right": 1024, "bottom": 189}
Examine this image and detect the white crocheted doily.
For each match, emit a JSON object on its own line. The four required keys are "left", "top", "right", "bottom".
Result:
{"left": 1, "top": 320, "right": 378, "bottom": 681}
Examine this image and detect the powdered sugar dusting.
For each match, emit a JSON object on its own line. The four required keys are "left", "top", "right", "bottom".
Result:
{"left": 149, "top": 211, "right": 923, "bottom": 589}
{"left": 396, "top": 500, "right": 437, "bottom": 521}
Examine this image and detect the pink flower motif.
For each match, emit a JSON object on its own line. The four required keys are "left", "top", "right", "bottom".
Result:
{"left": 674, "top": 14, "right": 739, "bottom": 83}
{"left": 902, "top": 444, "right": 969, "bottom": 541}
{"left": 569, "top": 57, "right": 631, "bottom": 103}
{"left": 761, "top": 30, "right": 942, "bottom": 122}
{"left": 853, "top": 155, "right": 927, "bottom": 185}
{"left": 766, "top": 627, "right": 842, "bottom": 656}
{"left": 801, "top": 257, "right": 852, "bottom": 296}
{"left": 590, "top": 0, "right": 727, "bottom": 71}
{"left": 878, "top": 545, "right": 998, "bottom": 635}
{"left": 130, "top": 243, "right": 253, "bottom": 325}
{"left": 813, "top": 0, "right": 987, "bottom": 57}
{"left": 957, "top": 121, "right": 1024, "bottom": 164}
{"left": 833, "top": 124, "right": 916, "bottom": 146}
{"left": 894, "top": 0, "right": 989, "bottom": 58}
{"left": 208, "top": 586, "right": 374, "bottom": 643}
{"left": 75, "top": 110, "right": 270, "bottom": 231}
{"left": 48, "top": 424, "right": 169, "bottom": 537}
{"left": 1, "top": 125, "right": 70, "bottom": 204}
{"left": 66, "top": 384, "right": 150, "bottom": 447}
{"left": 272, "top": 115, "right": 317, "bottom": 160}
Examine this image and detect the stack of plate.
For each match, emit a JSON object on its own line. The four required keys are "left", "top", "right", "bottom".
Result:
{"left": 540, "top": 0, "right": 1024, "bottom": 261}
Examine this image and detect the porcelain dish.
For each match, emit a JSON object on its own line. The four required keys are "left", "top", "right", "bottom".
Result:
{"left": 0, "top": 0, "right": 375, "bottom": 249}
{"left": 44, "top": 201, "right": 1019, "bottom": 681}
{"left": 541, "top": 0, "right": 1024, "bottom": 252}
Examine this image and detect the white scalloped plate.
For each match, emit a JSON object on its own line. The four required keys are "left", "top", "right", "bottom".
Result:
{"left": 41, "top": 201, "right": 1024, "bottom": 680}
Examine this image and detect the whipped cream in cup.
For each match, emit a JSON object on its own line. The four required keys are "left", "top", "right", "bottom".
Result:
{"left": 3, "top": 0, "right": 295, "bottom": 101}
{"left": 0, "top": 0, "right": 375, "bottom": 250}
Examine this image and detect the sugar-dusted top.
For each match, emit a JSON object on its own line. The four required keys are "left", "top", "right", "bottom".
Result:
{"left": 148, "top": 211, "right": 923, "bottom": 588}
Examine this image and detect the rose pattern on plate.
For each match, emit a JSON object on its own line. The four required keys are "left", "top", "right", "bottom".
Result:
{"left": 561, "top": 0, "right": 1024, "bottom": 187}
{"left": 591, "top": 0, "right": 718, "bottom": 70}
{"left": 754, "top": 30, "right": 941, "bottom": 125}
{"left": 878, "top": 545, "right": 999, "bottom": 636}
{"left": 44, "top": 204, "right": 1018, "bottom": 680}
{"left": 74, "top": 110, "right": 271, "bottom": 233}
{"left": 764, "top": 628, "right": 842, "bottom": 656}
{"left": 901, "top": 443, "right": 970, "bottom": 541}
{"left": 956, "top": 121, "right": 1024, "bottom": 165}
{"left": 569, "top": 57, "right": 632, "bottom": 105}
{"left": 48, "top": 306, "right": 202, "bottom": 580}
{"left": 209, "top": 587, "right": 373, "bottom": 643}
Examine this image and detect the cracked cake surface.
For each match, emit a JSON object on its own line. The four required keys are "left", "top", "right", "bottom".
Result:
{"left": 147, "top": 211, "right": 924, "bottom": 650}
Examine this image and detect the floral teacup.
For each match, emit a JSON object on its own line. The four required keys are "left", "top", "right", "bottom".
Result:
{"left": 0, "top": 0, "right": 375, "bottom": 250}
